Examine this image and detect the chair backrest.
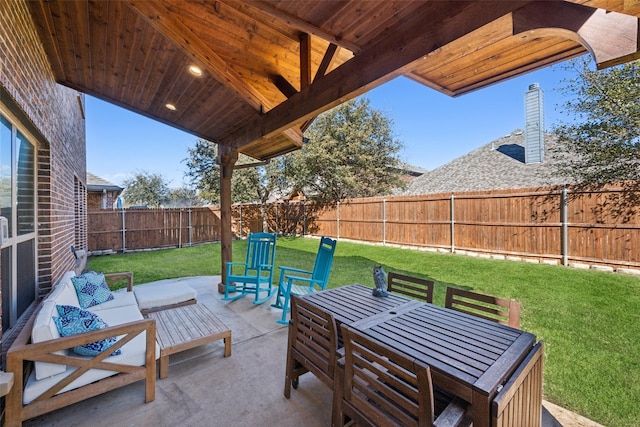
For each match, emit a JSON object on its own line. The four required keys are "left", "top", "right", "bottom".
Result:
{"left": 289, "top": 294, "right": 339, "bottom": 387}
{"left": 309, "top": 236, "right": 337, "bottom": 290}
{"left": 340, "top": 325, "right": 435, "bottom": 427}
{"left": 445, "top": 287, "right": 521, "bottom": 328}
{"left": 492, "top": 342, "right": 544, "bottom": 427}
{"left": 245, "top": 232, "right": 277, "bottom": 273}
{"left": 387, "top": 272, "right": 434, "bottom": 303}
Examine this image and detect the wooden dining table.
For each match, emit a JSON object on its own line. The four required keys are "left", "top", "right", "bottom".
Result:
{"left": 301, "top": 283, "right": 537, "bottom": 427}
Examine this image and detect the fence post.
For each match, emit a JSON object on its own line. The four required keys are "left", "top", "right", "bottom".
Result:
{"left": 239, "top": 204, "right": 242, "bottom": 238}
{"left": 275, "top": 203, "right": 279, "bottom": 235}
{"left": 450, "top": 195, "right": 455, "bottom": 253}
{"left": 188, "top": 208, "right": 192, "bottom": 246}
{"left": 121, "top": 207, "right": 126, "bottom": 253}
{"left": 382, "top": 199, "right": 387, "bottom": 245}
{"left": 303, "top": 201, "right": 306, "bottom": 236}
{"left": 179, "top": 209, "right": 183, "bottom": 248}
{"left": 337, "top": 201, "right": 340, "bottom": 239}
{"left": 562, "top": 188, "right": 568, "bottom": 266}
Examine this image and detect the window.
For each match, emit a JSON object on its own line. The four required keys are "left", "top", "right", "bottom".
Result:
{"left": 1, "top": 112, "right": 37, "bottom": 330}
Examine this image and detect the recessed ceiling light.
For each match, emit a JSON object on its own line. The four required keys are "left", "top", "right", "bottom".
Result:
{"left": 188, "top": 65, "right": 203, "bottom": 76}
{"left": 165, "top": 103, "right": 177, "bottom": 111}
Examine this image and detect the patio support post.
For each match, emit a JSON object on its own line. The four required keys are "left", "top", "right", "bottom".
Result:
{"left": 218, "top": 147, "right": 238, "bottom": 293}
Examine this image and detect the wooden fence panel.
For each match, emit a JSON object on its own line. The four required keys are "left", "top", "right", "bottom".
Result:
{"left": 338, "top": 198, "right": 384, "bottom": 243}
{"left": 190, "top": 207, "right": 221, "bottom": 244}
{"left": 88, "top": 207, "right": 222, "bottom": 252}
{"left": 385, "top": 196, "right": 450, "bottom": 247}
{"left": 88, "top": 211, "right": 123, "bottom": 252}
{"left": 567, "top": 190, "right": 640, "bottom": 264}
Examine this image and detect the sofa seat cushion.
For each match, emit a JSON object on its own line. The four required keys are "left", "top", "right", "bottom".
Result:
{"left": 88, "top": 290, "right": 138, "bottom": 313}
{"left": 133, "top": 279, "right": 197, "bottom": 311}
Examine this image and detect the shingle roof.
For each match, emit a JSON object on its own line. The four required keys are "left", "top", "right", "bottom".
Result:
{"left": 400, "top": 130, "right": 572, "bottom": 195}
{"left": 86, "top": 172, "right": 124, "bottom": 193}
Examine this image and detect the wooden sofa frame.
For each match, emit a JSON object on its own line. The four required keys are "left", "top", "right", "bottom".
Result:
{"left": 4, "top": 272, "right": 157, "bottom": 426}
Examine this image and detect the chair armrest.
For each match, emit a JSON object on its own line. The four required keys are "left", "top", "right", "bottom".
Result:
{"left": 225, "top": 262, "right": 246, "bottom": 267}
{"left": 279, "top": 266, "right": 313, "bottom": 277}
{"left": 286, "top": 275, "right": 323, "bottom": 286}
{"left": 104, "top": 272, "right": 133, "bottom": 292}
{"left": 281, "top": 275, "right": 323, "bottom": 295}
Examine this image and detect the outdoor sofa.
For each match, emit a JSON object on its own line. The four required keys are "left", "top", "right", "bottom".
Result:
{"left": 5, "top": 271, "right": 158, "bottom": 426}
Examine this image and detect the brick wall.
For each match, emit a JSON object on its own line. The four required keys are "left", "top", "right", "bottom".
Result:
{"left": 0, "top": 0, "right": 87, "bottom": 328}
{"left": 88, "top": 190, "right": 121, "bottom": 210}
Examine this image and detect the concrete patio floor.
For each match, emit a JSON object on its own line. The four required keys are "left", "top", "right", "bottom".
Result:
{"left": 24, "top": 277, "right": 603, "bottom": 427}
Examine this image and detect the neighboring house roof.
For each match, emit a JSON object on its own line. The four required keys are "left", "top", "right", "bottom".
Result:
{"left": 86, "top": 172, "right": 124, "bottom": 194}
{"left": 400, "top": 130, "right": 573, "bottom": 195}
{"left": 396, "top": 162, "right": 428, "bottom": 177}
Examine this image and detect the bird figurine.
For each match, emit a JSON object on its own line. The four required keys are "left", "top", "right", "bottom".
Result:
{"left": 372, "top": 265, "right": 388, "bottom": 297}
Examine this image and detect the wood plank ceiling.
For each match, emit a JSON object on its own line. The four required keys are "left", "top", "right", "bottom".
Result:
{"left": 26, "top": 0, "right": 640, "bottom": 161}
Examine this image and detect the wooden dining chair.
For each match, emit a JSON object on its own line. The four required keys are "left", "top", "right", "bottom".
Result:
{"left": 387, "top": 272, "right": 434, "bottom": 303}
{"left": 492, "top": 342, "right": 544, "bottom": 427}
{"left": 334, "top": 325, "right": 470, "bottom": 427}
{"left": 445, "top": 287, "right": 521, "bottom": 328}
{"left": 284, "top": 294, "right": 340, "bottom": 399}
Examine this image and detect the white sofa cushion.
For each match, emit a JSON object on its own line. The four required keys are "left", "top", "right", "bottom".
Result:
{"left": 88, "top": 290, "right": 138, "bottom": 313}
{"left": 31, "top": 280, "right": 81, "bottom": 380}
{"left": 133, "top": 279, "right": 197, "bottom": 310}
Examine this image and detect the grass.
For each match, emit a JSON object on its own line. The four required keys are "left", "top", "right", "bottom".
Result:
{"left": 88, "top": 237, "right": 640, "bottom": 427}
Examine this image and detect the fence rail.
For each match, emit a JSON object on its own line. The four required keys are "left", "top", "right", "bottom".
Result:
{"left": 87, "top": 185, "right": 640, "bottom": 269}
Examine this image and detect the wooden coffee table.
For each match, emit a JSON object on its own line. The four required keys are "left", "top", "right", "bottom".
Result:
{"left": 147, "top": 303, "right": 232, "bottom": 379}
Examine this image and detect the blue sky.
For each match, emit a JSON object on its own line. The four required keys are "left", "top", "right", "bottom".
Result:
{"left": 86, "top": 59, "right": 582, "bottom": 189}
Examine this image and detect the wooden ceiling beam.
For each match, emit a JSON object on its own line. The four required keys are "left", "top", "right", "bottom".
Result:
{"left": 300, "top": 32, "right": 311, "bottom": 90}
{"left": 563, "top": 0, "right": 640, "bottom": 17}
{"left": 126, "top": 0, "right": 270, "bottom": 113}
{"left": 222, "top": 1, "right": 530, "bottom": 150}
{"left": 513, "top": 2, "right": 640, "bottom": 69}
{"left": 314, "top": 43, "right": 340, "bottom": 81}
{"left": 244, "top": 0, "right": 361, "bottom": 54}
{"left": 301, "top": 43, "right": 340, "bottom": 132}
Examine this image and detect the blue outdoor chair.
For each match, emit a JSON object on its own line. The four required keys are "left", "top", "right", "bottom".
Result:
{"left": 272, "top": 236, "right": 337, "bottom": 324}
{"left": 223, "top": 232, "right": 277, "bottom": 304}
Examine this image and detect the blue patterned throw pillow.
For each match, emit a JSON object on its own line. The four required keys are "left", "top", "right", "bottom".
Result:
{"left": 56, "top": 304, "right": 94, "bottom": 319}
{"left": 53, "top": 309, "right": 121, "bottom": 357}
{"left": 71, "top": 271, "right": 114, "bottom": 308}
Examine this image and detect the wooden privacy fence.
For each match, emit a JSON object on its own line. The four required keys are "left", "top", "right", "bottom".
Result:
{"left": 87, "top": 185, "right": 640, "bottom": 269}
{"left": 234, "top": 186, "right": 640, "bottom": 269}
{"left": 88, "top": 207, "right": 222, "bottom": 252}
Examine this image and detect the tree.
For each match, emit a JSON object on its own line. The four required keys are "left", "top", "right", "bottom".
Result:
{"left": 165, "top": 186, "right": 202, "bottom": 208}
{"left": 287, "top": 97, "right": 404, "bottom": 201}
{"left": 185, "top": 97, "right": 404, "bottom": 207}
{"left": 184, "top": 140, "right": 220, "bottom": 203}
{"left": 553, "top": 58, "right": 640, "bottom": 184}
{"left": 122, "top": 171, "right": 169, "bottom": 208}
{"left": 184, "top": 139, "right": 288, "bottom": 205}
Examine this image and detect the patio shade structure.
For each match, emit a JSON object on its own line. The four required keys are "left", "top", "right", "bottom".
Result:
{"left": 25, "top": 0, "right": 640, "bottom": 284}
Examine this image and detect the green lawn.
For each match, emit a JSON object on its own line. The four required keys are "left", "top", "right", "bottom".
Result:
{"left": 88, "top": 237, "right": 640, "bottom": 427}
